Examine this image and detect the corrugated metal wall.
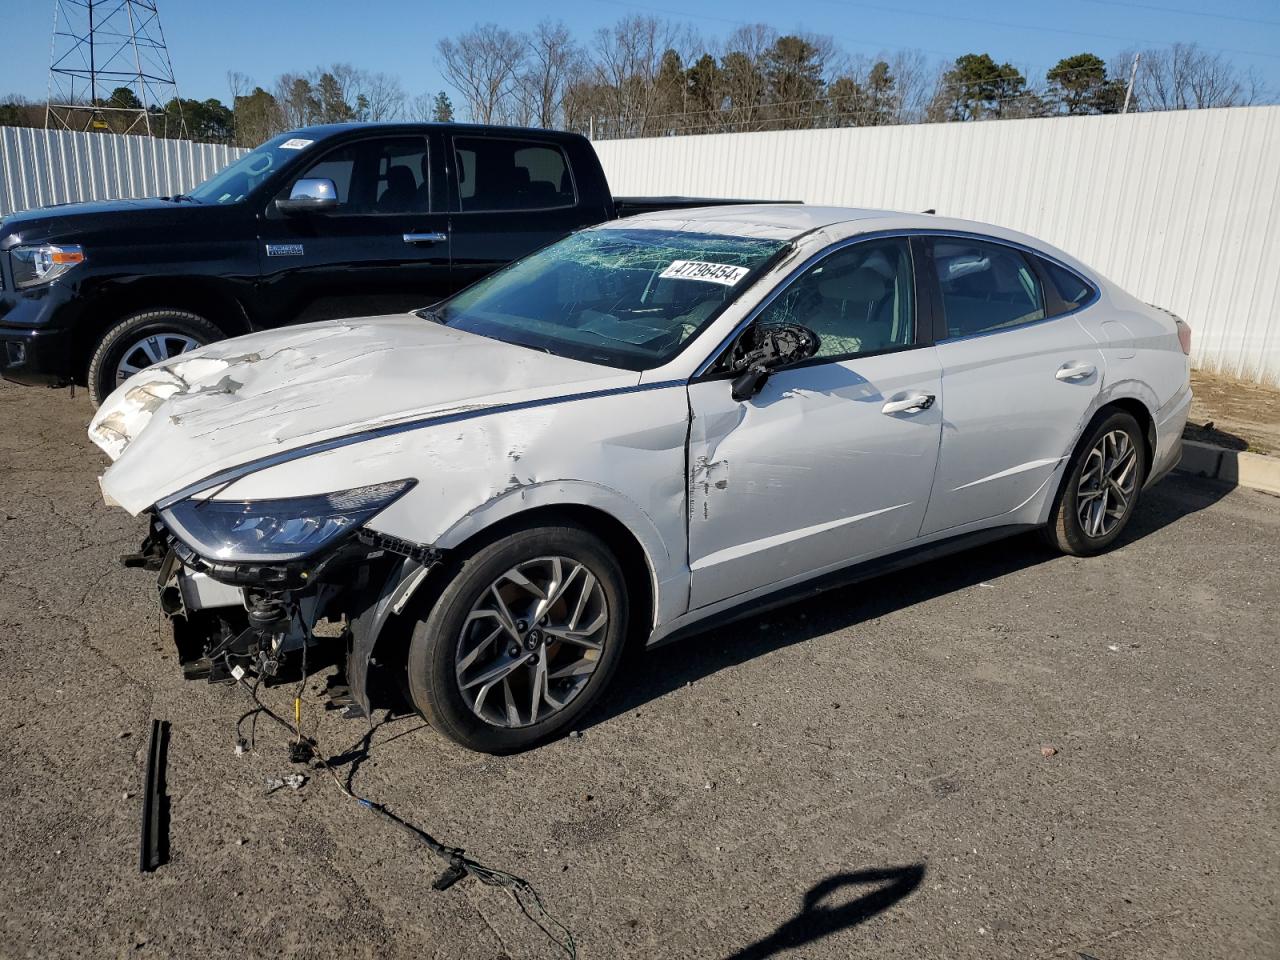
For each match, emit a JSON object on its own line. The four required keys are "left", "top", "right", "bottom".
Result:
{"left": 596, "top": 106, "right": 1280, "bottom": 386}
{"left": 0, "top": 126, "right": 245, "bottom": 218}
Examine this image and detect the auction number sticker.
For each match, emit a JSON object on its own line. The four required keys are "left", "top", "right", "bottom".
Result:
{"left": 279, "top": 138, "right": 314, "bottom": 150}
{"left": 660, "top": 260, "right": 750, "bottom": 286}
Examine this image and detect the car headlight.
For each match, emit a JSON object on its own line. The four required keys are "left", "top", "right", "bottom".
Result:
{"left": 11, "top": 243, "right": 86, "bottom": 288}
{"left": 160, "top": 479, "right": 415, "bottom": 563}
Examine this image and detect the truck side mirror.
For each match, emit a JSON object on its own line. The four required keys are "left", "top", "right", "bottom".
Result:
{"left": 729, "top": 323, "right": 821, "bottom": 401}
{"left": 275, "top": 178, "right": 339, "bottom": 215}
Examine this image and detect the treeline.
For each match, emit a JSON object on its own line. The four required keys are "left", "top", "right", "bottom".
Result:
{"left": 0, "top": 16, "right": 1267, "bottom": 145}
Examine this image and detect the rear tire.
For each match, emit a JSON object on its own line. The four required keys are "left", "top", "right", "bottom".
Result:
{"left": 407, "top": 522, "right": 630, "bottom": 753}
{"left": 1043, "top": 409, "right": 1147, "bottom": 556}
{"left": 87, "top": 309, "right": 224, "bottom": 406}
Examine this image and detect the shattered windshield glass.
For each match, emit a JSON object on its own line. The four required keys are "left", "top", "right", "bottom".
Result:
{"left": 424, "top": 228, "right": 788, "bottom": 370}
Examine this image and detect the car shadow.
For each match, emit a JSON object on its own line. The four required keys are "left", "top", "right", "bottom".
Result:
{"left": 585, "top": 473, "right": 1232, "bottom": 730}
{"left": 722, "top": 864, "right": 925, "bottom": 960}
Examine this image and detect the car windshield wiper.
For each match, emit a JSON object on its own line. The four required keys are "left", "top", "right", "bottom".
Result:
{"left": 414, "top": 306, "right": 446, "bottom": 324}
{"left": 166, "top": 193, "right": 200, "bottom": 204}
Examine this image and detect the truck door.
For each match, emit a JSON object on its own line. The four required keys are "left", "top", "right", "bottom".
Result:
{"left": 256, "top": 133, "right": 452, "bottom": 327}
{"left": 446, "top": 133, "right": 591, "bottom": 292}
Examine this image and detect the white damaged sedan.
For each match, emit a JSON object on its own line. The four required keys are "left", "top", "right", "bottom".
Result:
{"left": 90, "top": 206, "right": 1192, "bottom": 752}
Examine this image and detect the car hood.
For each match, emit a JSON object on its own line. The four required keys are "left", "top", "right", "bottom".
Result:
{"left": 90, "top": 313, "right": 637, "bottom": 515}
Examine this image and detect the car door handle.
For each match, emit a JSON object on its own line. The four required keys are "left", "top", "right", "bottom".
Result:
{"left": 881, "top": 393, "right": 936, "bottom": 415}
{"left": 403, "top": 232, "right": 448, "bottom": 245}
{"left": 1055, "top": 362, "right": 1097, "bottom": 381}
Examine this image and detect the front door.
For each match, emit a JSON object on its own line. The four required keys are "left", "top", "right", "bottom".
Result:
{"left": 919, "top": 236, "right": 1105, "bottom": 535}
{"left": 687, "top": 236, "right": 943, "bottom": 610}
{"left": 256, "top": 133, "right": 452, "bottom": 327}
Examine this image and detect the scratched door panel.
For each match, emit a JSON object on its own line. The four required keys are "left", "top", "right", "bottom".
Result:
{"left": 686, "top": 348, "right": 942, "bottom": 610}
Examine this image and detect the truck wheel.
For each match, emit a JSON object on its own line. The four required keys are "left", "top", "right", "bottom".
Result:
{"left": 407, "top": 522, "right": 630, "bottom": 753}
{"left": 87, "top": 309, "right": 224, "bottom": 406}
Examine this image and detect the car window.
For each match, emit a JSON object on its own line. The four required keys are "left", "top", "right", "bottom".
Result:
{"left": 1039, "top": 257, "right": 1095, "bottom": 313}
{"left": 290, "top": 137, "right": 429, "bottom": 214}
{"left": 454, "top": 137, "right": 573, "bottom": 212}
{"left": 296, "top": 145, "right": 357, "bottom": 206}
{"left": 371, "top": 137, "right": 430, "bottom": 213}
{"left": 756, "top": 238, "right": 915, "bottom": 359}
{"left": 425, "top": 227, "right": 786, "bottom": 370}
{"left": 933, "top": 239, "right": 1046, "bottom": 338}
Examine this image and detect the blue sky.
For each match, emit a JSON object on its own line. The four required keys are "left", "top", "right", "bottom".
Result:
{"left": 3, "top": 0, "right": 1277, "bottom": 106}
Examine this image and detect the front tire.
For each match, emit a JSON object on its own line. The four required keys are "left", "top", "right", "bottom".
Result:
{"left": 407, "top": 522, "right": 630, "bottom": 753}
{"left": 87, "top": 309, "right": 224, "bottom": 406}
{"left": 1044, "top": 410, "right": 1147, "bottom": 556}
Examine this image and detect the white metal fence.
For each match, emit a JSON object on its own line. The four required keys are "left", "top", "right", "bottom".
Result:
{"left": 597, "top": 106, "right": 1280, "bottom": 386}
{"left": 3, "top": 113, "right": 1277, "bottom": 384}
{"left": 0, "top": 126, "right": 245, "bottom": 218}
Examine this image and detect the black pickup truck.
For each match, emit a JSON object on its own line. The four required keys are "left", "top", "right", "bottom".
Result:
{"left": 0, "top": 122, "right": 776, "bottom": 403}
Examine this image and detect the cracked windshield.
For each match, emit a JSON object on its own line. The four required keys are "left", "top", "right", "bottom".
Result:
{"left": 423, "top": 228, "right": 787, "bottom": 370}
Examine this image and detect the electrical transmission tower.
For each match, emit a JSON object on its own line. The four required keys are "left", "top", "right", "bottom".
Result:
{"left": 46, "top": 0, "right": 186, "bottom": 137}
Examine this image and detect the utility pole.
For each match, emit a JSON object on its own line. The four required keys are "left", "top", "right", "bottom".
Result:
{"left": 1122, "top": 52, "right": 1141, "bottom": 115}
{"left": 46, "top": 0, "right": 185, "bottom": 137}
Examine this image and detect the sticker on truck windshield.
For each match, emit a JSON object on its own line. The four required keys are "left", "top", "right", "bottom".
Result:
{"left": 279, "top": 138, "right": 314, "bottom": 150}
{"left": 660, "top": 260, "right": 751, "bottom": 286}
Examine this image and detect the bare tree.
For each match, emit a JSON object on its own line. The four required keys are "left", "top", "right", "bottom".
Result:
{"left": 437, "top": 24, "right": 527, "bottom": 124}
{"left": 358, "top": 71, "right": 406, "bottom": 120}
{"left": 1132, "top": 43, "right": 1261, "bottom": 110}
{"left": 517, "top": 20, "right": 582, "bottom": 129}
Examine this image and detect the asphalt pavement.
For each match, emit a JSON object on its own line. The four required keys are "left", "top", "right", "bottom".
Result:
{"left": 0, "top": 380, "right": 1276, "bottom": 960}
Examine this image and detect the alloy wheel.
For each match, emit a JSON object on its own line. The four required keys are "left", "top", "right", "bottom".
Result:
{"left": 115, "top": 331, "right": 201, "bottom": 385}
{"left": 455, "top": 555, "right": 608, "bottom": 728}
{"left": 1076, "top": 429, "right": 1139, "bottom": 539}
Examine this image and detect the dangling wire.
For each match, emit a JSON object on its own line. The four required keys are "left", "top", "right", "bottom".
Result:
{"left": 228, "top": 653, "right": 576, "bottom": 959}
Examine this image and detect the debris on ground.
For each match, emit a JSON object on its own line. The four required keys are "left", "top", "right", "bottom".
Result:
{"left": 1041, "top": 746, "right": 1059, "bottom": 758}
{"left": 264, "top": 773, "right": 307, "bottom": 794}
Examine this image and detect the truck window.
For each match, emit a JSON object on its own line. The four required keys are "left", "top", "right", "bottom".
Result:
{"left": 289, "top": 137, "right": 430, "bottom": 214}
{"left": 454, "top": 137, "right": 574, "bottom": 212}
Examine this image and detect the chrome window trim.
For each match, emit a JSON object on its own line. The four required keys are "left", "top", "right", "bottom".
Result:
{"left": 692, "top": 227, "right": 1102, "bottom": 376}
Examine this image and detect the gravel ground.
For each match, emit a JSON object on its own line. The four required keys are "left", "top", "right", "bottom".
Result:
{"left": 0, "top": 379, "right": 1277, "bottom": 960}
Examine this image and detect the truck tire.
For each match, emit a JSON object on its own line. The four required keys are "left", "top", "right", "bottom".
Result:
{"left": 87, "top": 309, "right": 224, "bottom": 406}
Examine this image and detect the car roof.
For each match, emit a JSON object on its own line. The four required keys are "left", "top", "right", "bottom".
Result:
{"left": 601, "top": 203, "right": 1094, "bottom": 276}
{"left": 278, "top": 121, "right": 588, "bottom": 142}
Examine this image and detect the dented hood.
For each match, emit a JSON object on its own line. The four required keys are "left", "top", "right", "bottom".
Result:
{"left": 90, "top": 314, "right": 636, "bottom": 514}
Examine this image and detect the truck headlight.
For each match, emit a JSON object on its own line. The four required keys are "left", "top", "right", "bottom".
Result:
{"left": 160, "top": 480, "right": 415, "bottom": 563}
{"left": 11, "top": 243, "right": 86, "bottom": 288}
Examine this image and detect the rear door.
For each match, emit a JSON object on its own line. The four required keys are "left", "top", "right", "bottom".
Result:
{"left": 446, "top": 133, "right": 591, "bottom": 292}
{"left": 256, "top": 133, "right": 452, "bottom": 326}
{"left": 919, "top": 235, "right": 1105, "bottom": 535}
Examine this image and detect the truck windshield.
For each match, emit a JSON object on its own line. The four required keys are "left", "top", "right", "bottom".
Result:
{"left": 425, "top": 228, "right": 787, "bottom": 370}
{"left": 187, "top": 134, "right": 307, "bottom": 204}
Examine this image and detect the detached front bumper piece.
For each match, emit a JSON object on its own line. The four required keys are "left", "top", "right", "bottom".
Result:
{"left": 124, "top": 518, "right": 443, "bottom": 714}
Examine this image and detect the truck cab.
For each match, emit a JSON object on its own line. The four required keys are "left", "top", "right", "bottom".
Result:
{"left": 0, "top": 123, "right": 616, "bottom": 403}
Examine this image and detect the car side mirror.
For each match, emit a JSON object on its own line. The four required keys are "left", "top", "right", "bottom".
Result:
{"left": 729, "top": 323, "right": 821, "bottom": 401}
{"left": 275, "top": 178, "right": 339, "bottom": 215}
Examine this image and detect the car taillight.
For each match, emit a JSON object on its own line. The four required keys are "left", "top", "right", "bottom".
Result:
{"left": 1175, "top": 318, "right": 1192, "bottom": 356}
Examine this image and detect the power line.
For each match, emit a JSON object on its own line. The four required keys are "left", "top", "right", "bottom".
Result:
{"left": 1071, "top": 0, "right": 1280, "bottom": 29}
{"left": 827, "top": 1, "right": 1280, "bottom": 62}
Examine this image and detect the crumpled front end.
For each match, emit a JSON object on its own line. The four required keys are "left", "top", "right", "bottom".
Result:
{"left": 127, "top": 511, "right": 441, "bottom": 716}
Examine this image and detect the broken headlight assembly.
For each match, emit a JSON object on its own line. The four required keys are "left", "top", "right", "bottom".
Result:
{"left": 160, "top": 479, "right": 416, "bottom": 563}
{"left": 10, "top": 243, "right": 86, "bottom": 288}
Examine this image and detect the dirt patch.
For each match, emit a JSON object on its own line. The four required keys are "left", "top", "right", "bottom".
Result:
{"left": 1185, "top": 368, "right": 1280, "bottom": 455}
